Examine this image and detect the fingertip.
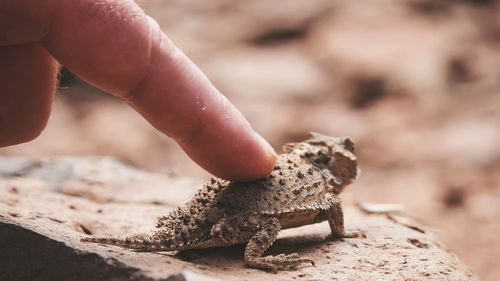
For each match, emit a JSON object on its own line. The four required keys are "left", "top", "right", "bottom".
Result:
{"left": 223, "top": 130, "right": 278, "bottom": 181}
{"left": 177, "top": 125, "right": 278, "bottom": 182}
{"left": 247, "top": 131, "right": 278, "bottom": 179}
{"left": 221, "top": 131, "right": 278, "bottom": 182}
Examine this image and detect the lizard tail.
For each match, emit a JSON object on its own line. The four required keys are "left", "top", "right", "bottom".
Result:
{"left": 81, "top": 234, "right": 176, "bottom": 252}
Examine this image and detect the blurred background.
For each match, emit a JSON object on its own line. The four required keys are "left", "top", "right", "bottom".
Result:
{"left": 1, "top": 0, "right": 499, "bottom": 279}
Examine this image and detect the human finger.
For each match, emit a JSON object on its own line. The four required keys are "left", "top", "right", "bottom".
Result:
{"left": 0, "top": 43, "right": 57, "bottom": 147}
{"left": 0, "top": 0, "right": 276, "bottom": 180}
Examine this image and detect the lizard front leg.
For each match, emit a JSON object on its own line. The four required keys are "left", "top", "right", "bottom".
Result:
{"left": 325, "top": 196, "right": 364, "bottom": 239}
{"left": 244, "top": 217, "right": 314, "bottom": 273}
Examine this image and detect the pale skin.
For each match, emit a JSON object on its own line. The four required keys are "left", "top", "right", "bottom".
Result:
{"left": 0, "top": 0, "right": 277, "bottom": 181}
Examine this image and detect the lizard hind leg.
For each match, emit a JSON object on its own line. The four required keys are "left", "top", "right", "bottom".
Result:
{"left": 244, "top": 217, "right": 315, "bottom": 273}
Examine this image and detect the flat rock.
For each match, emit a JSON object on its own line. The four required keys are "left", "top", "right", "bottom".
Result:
{"left": 0, "top": 157, "right": 479, "bottom": 281}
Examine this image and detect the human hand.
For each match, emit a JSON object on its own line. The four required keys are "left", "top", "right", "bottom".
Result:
{"left": 0, "top": 0, "right": 277, "bottom": 181}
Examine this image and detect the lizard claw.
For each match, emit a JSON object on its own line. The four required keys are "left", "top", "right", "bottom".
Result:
{"left": 327, "top": 230, "right": 366, "bottom": 240}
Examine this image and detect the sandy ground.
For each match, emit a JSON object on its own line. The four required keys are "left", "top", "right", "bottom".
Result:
{"left": 1, "top": 0, "right": 499, "bottom": 280}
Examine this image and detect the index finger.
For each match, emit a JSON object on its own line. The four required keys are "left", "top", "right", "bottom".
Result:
{"left": 1, "top": 0, "right": 277, "bottom": 180}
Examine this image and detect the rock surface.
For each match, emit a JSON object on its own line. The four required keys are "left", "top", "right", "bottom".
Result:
{"left": 0, "top": 157, "right": 479, "bottom": 281}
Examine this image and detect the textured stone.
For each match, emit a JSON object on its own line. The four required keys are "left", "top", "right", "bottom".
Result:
{"left": 0, "top": 157, "right": 479, "bottom": 281}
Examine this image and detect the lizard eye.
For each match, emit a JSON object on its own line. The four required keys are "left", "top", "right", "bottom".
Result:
{"left": 313, "top": 152, "right": 331, "bottom": 166}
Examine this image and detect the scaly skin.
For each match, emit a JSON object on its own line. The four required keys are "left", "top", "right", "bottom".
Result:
{"left": 82, "top": 133, "right": 362, "bottom": 273}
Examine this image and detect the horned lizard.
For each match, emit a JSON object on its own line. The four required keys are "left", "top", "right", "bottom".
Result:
{"left": 82, "top": 133, "right": 361, "bottom": 273}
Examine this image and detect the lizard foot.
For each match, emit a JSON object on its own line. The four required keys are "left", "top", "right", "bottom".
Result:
{"left": 341, "top": 230, "right": 366, "bottom": 238}
{"left": 247, "top": 253, "right": 315, "bottom": 273}
{"left": 328, "top": 230, "right": 366, "bottom": 240}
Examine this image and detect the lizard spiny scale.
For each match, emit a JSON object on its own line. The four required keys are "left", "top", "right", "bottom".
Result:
{"left": 82, "top": 133, "right": 362, "bottom": 272}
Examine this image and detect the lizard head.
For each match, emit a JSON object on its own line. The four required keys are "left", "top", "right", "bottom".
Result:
{"left": 284, "top": 132, "right": 360, "bottom": 195}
